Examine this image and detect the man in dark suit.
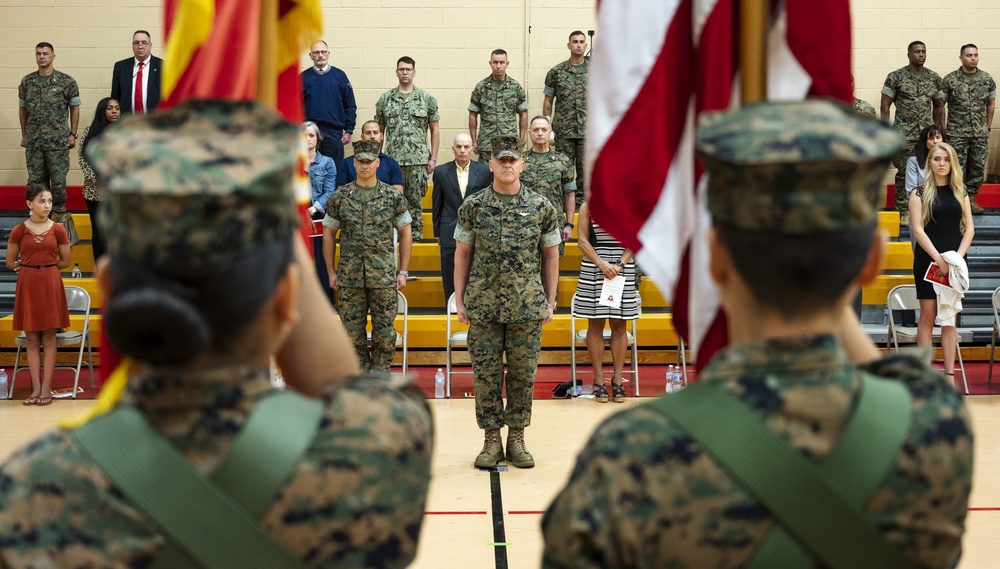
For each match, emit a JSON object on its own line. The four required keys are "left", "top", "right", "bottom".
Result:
{"left": 110, "top": 30, "right": 163, "bottom": 114}
{"left": 432, "top": 133, "right": 492, "bottom": 305}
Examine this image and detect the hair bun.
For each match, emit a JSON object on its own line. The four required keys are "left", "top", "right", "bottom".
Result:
{"left": 104, "top": 287, "right": 211, "bottom": 366}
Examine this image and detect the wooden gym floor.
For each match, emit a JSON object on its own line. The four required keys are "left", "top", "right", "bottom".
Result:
{"left": 1, "top": 395, "right": 997, "bottom": 568}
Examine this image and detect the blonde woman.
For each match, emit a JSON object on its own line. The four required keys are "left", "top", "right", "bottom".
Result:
{"left": 908, "top": 142, "right": 974, "bottom": 379}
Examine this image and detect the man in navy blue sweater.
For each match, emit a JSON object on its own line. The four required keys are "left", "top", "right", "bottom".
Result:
{"left": 301, "top": 41, "right": 357, "bottom": 165}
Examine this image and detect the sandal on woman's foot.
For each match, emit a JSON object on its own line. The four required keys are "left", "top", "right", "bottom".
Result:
{"left": 612, "top": 383, "right": 627, "bottom": 403}
{"left": 22, "top": 396, "right": 38, "bottom": 406}
{"left": 593, "top": 384, "right": 609, "bottom": 403}
{"left": 36, "top": 397, "right": 52, "bottom": 406}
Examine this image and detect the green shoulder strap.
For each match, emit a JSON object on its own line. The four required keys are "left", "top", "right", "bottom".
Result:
{"left": 646, "top": 375, "right": 918, "bottom": 569}
{"left": 74, "top": 390, "right": 324, "bottom": 569}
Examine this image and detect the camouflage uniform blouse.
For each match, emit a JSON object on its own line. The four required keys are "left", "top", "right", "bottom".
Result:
{"left": 374, "top": 87, "right": 440, "bottom": 167}
{"left": 324, "top": 180, "right": 412, "bottom": 289}
{"left": 941, "top": 68, "right": 998, "bottom": 138}
{"left": 542, "top": 335, "right": 972, "bottom": 569}
{"left": 468, "top": 76, "right": 528, "bottom": 153}
{"left": 881, "top": 67, "right": 943, "bottom": 142}
{"left": 543, "top": 59, "right": 588, "bottom": 139}
{"left": 455, "top": 186, "right": 560, "bottom": 322}
{"left": 18, "top": 70, "right": 81, "bottom": 151}
{"left": 521, "top": 149, "right": 576, "bottom": 226}
{"left": 0, "top": 367, "right": 433, "bottom": 569}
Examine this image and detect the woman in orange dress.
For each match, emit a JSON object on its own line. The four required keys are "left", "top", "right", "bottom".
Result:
{"left": 5, "top": 184, "right": 71, "bottom": 405}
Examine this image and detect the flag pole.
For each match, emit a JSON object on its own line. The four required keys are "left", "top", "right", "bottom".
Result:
{"left": 258, "top": 0, "right": 278, "bottom": 108}
{"left": 739, "top": 0, "right": 769, "bottom": 103}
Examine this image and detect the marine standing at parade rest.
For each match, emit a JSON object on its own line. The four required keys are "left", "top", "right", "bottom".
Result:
{"left": 375, "top": 56, "right": 441, "bottom": 242}
{"left": 0, "top": 100, "right": 433, "bottom": 567}
{"left": 455, "top": 136, "right": 560, "bottom": 469}
{"left": 542, "top": 100, "right": 973, "bottom": 568}
{"left": 543, "top": 30, "right": 589, "bottom": 206}
{"left": 941, "top": 43, "right": 996, "bottom": 214}
{"left": 324, "top": 139, "right": 412, "bottom": 373}
{"left": 468, "top": 49, "right": 529, "bottom": 162}
{"left": 881, "top": 40, "right": 944, "bottom": 223}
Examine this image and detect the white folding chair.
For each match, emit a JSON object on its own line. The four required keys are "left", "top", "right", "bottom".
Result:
{"left": 569, "top": 291, "right": 641, "bottom": 396}
{"left": 988, "top": 287, "right": 1000, "bottom": 385}
{"left": 887, "top": 284, "right": 967, "bottom": 394}
{"left": 445, "top": 292, "right": 472, "bottom": 398}
{"left": 367, "top": 290, "right": 408, "bottom": 375}
{"left": 10, "top": 286, "right": 94, "bottom": 399}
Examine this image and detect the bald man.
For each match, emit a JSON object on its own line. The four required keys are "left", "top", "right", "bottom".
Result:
{"left": 432, "top": 134, "right": 493, "bottom": 305}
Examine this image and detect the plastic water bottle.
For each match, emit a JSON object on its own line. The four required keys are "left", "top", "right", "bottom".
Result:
{"left": 666, "top": 365, "right": 676, "bottom": 394}
{"left": 71, "top": 264, "right": 82, "bottom": 278}
{"left": 673, "top": 367, "right": 684, "bottom": 391}
{"left": 883, "top": 306, "right": 889, "bottom": 327}
{"left": 0, "top": 369, "right": 7, "bottom": 400}
{"left": 434, "top": 368, "right": 445, "bottom": 399}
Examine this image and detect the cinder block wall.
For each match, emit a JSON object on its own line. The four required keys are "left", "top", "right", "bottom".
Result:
{"left": 0, "top": 1, "right": 996, "bottom": 186}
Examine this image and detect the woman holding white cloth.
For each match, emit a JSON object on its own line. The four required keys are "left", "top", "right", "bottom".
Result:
{"left": 909, "top": 142, "right": 974, "bottom": 379}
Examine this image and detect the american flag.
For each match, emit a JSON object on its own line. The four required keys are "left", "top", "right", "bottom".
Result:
{"left": 587, "top": 0, "right": 852, "bottom": 367}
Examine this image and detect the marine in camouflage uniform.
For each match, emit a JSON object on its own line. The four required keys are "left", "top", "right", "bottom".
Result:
{"left": 18, "top": 43, "right": 81, "bottom": 221}
{"left": 374, "top": 57, "right": 440, "bottom": 242}
{"left": 544, "top": 31, "right": 589, "bottom": 205}
{"left": 542, "top": 100, "right": 973, "bottom": 568}
{"left": 942, "top": 45, "right": 997, "bottom": 210}
{"left": 0, "top": 100, "right": 434, "bottom": 568}
{"left": 455, "top": 136, "right": 561, "bottom": 469}
{"left": 881, "top": 42, "right": 944, "bottom": 220}
{"left": 522, "top": 116, "right": 577, "bottom": 259}
{"left": 325, "top": 140, "right": 412, "bottom": 373}
{"left": 469, "top": 51, "right": 529, "bottom": 163}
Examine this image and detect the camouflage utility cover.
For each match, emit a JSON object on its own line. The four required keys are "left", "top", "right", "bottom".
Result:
{"left": 87, "top": 99, "right": 301, "bottom": 270}
{"left": 696, "top": 99, "right": 903, "bottom": 234}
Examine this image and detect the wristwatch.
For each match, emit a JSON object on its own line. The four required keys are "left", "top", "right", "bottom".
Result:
{"left": 612, "top": 259, "right": 625, "bottom": 267}
{"left": 564, "top": 222, "right": 574, "bottom": 229}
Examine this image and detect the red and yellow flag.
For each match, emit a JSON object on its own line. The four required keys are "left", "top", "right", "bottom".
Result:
{"left": 162, "top": 0, "right": 322, "bottom": 248}
{"left": 162, "top": 0, "right": 322, "bottom": 122}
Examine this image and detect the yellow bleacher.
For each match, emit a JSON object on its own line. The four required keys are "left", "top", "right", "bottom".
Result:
{"left": 0, "top": 205, "right": 912, "bottom": 356}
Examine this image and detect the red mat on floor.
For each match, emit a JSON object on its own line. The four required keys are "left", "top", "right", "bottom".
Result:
{"left": 5, "top": 367, "right": 105, "bottom": 401}
{"left": 406, "top": 362, "right": 1000, "bottom": 398}
{"left": 8, "top": 362, "right": 997, "bottom": 403}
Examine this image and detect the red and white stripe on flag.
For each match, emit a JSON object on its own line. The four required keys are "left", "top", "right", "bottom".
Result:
{"left": 587, "top": 0, "right": 852, "bottom": 369}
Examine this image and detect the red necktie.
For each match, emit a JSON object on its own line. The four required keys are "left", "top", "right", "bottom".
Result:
{"left": 134, "top": 61, "right": 144, "bottom": 114}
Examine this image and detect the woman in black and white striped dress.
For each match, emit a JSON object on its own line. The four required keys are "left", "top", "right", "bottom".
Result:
{"left": 572, "top": 201, "right": 638, "bottom": 403}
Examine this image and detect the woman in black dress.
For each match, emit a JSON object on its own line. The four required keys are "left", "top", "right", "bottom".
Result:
{"left": 908, "top": 142, "right": 974, "bottom": 379}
